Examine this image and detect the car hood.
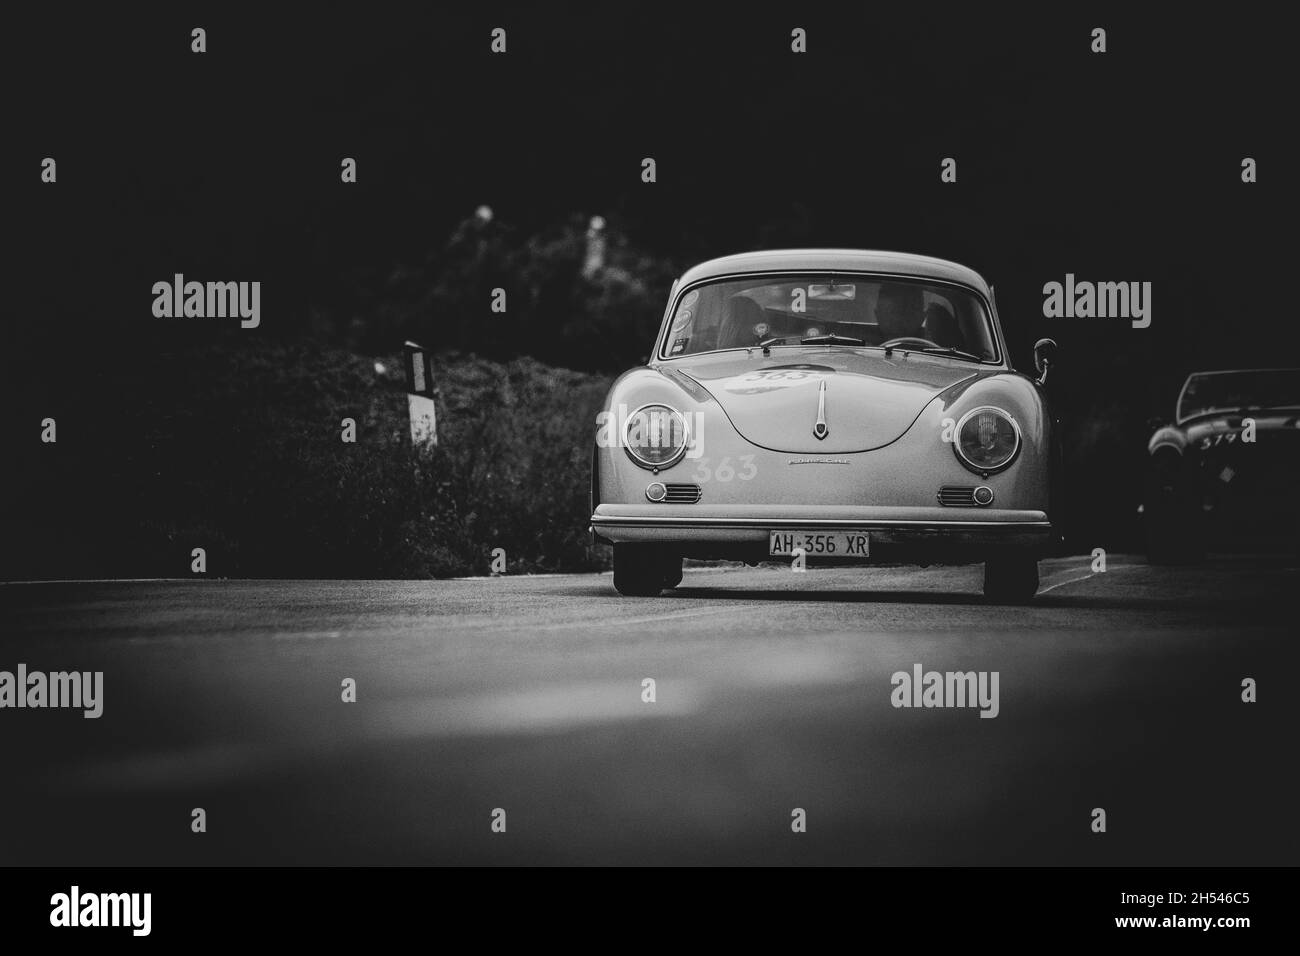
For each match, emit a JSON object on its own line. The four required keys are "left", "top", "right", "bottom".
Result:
{"left": 670, "top": 350, "right": 985, "bottom": 453}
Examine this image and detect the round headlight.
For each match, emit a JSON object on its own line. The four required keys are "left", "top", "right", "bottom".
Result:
{"left": 624, "top": 404, "right": 690, "bottom": 469}
{"left": 954, "top": 406, "right": 1021, "bottom": 473}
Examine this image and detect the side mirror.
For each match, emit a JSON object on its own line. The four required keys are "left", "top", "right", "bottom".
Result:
{"left": 1033, "top": 338, "right": 1058, "bottom": 385}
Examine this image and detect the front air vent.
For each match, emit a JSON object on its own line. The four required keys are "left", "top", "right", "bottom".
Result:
{"left": 938, "top": 485, "right": 994, "bottom": 507}
{"left": 662, "top": 483, "right": 703, "bottom": 504}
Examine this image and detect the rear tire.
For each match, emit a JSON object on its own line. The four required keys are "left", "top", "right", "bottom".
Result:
{"left": 613, "top": 544, "right": 673, "bottom": 596}
{"left": 983, "top": 553, "right": 1039, "bottom": 604}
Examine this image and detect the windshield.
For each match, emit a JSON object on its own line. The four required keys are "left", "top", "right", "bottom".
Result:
{"left": 1177, "top": 369, "right": 1300, "bottom": 422}
{"left": 661, "top": 275, "right": 998, "bottom": 361}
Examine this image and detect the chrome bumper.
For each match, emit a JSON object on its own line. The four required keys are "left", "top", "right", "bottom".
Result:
{"left": 590, "top": 509, "right": 1052, "bottom": 550}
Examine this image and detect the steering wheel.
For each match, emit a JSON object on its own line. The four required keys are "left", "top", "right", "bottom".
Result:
{"left": 880, "top": 336, "right": 940, "bottom": 350}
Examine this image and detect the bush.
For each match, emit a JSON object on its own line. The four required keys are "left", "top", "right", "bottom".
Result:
{"left": 1, "top": 340, "right": 613, "bottom": 579}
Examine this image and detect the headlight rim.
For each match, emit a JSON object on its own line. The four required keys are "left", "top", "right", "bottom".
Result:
{"left": 623, "top": 402, "right": 691, "bottom": 471}
{"left": 952, "top": 405, "right": 1022, "bottom": 475}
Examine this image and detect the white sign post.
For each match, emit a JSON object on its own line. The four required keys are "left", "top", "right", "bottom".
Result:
{"left": 404, "top": 340, "right": 438, "bottom": 448}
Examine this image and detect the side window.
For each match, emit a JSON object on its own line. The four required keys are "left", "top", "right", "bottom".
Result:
{"left": 659, "top": 279, "right": 680, "bottom": 355}
{"left": 666, "top": 287, "right": 705, "bottom": 356}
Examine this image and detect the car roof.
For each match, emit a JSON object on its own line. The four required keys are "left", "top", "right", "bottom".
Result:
{"left": 677, "top": 249, "right": 994, "bottom": 298}
{"left": 1186, "top": 368, "right": 1300, "bottom": 378}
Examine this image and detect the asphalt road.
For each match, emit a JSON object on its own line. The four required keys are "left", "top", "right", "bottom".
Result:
{"left": 0, "top": 556, "right": 1294, "bottom": 866}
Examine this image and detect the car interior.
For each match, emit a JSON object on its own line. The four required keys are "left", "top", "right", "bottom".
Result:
{"left": 696, "top": 281, "right": 991, "bottom": 357}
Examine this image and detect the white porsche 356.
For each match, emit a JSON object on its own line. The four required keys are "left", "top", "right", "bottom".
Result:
{"left": 590, "top": 250, "right": 1060, "bottom": 602}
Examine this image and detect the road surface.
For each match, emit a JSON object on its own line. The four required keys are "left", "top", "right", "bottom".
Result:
{"left": 0, "top": 556, "right": 1294, "bottom": 865}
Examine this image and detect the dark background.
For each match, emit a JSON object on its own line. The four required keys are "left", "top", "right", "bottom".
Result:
{"left": 3, "top": 4, "right": 1290, "bottom": 578}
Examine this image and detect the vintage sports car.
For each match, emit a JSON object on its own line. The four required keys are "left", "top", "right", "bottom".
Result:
{"left": 1143, "top": 368, "right": 1300, "bottom": 563}
{"left": 590, "top": 249, "right": 1061, "bottom": 602}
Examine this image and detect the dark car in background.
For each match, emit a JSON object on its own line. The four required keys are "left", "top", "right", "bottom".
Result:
{"left": 1144, "top": 369, "right": 1300, "bottom": 562}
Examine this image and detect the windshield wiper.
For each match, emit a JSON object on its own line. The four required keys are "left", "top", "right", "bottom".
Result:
{"left": 800, "top": 333, "right": 865, "bottom": 346}
{"left": 918, "top": 346, "right": 985, "bottom": 363}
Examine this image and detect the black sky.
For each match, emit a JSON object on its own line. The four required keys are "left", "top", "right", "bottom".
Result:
{"left": 8, "top": 4, "right": 1292, "bottom": 378}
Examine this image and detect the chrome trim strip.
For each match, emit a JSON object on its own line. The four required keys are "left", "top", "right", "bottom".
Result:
{"left": 813, "top": 378, "right": 829, "bottom": 440}
{"left": 590, "top": 515, "right": 1050, "bottom": 530}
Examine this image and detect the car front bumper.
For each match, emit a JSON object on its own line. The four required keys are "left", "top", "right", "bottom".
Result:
{"left": 590, "top": 504, "right": 1052, "bottom": 554}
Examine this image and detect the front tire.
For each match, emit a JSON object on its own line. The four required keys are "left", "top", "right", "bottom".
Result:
{"left": 613, "top": 544, "right": 675, "bottom": 596}
{"left": 983, "top": 553, "right": 1039, "bottom": 604}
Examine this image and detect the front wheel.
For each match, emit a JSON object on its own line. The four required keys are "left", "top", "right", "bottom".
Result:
{"left": 983, "top": 553, "right": 1039, "bottom": 604}
{"left": 613, "top": 544, "right": 676, "bottom": 596}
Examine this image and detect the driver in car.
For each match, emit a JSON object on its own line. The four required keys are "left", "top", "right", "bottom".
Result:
{"left": 874, "top": 282, "right": 927, "bottom": 344}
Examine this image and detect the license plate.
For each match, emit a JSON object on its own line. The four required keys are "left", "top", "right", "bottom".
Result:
{"left": 768, "top": 531, "right": 870, "bottom": 558}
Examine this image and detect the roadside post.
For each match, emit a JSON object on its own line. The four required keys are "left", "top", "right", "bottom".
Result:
{"left": 403, "top": 340, "right": 438, "bottom": 449}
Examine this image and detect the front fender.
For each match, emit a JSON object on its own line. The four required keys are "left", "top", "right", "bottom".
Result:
{"left": 1148, "top": 425, "right": 1187, "bottom": 456}
{"left": 913, "top": 370, "right": 1053, "bottom": 516}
